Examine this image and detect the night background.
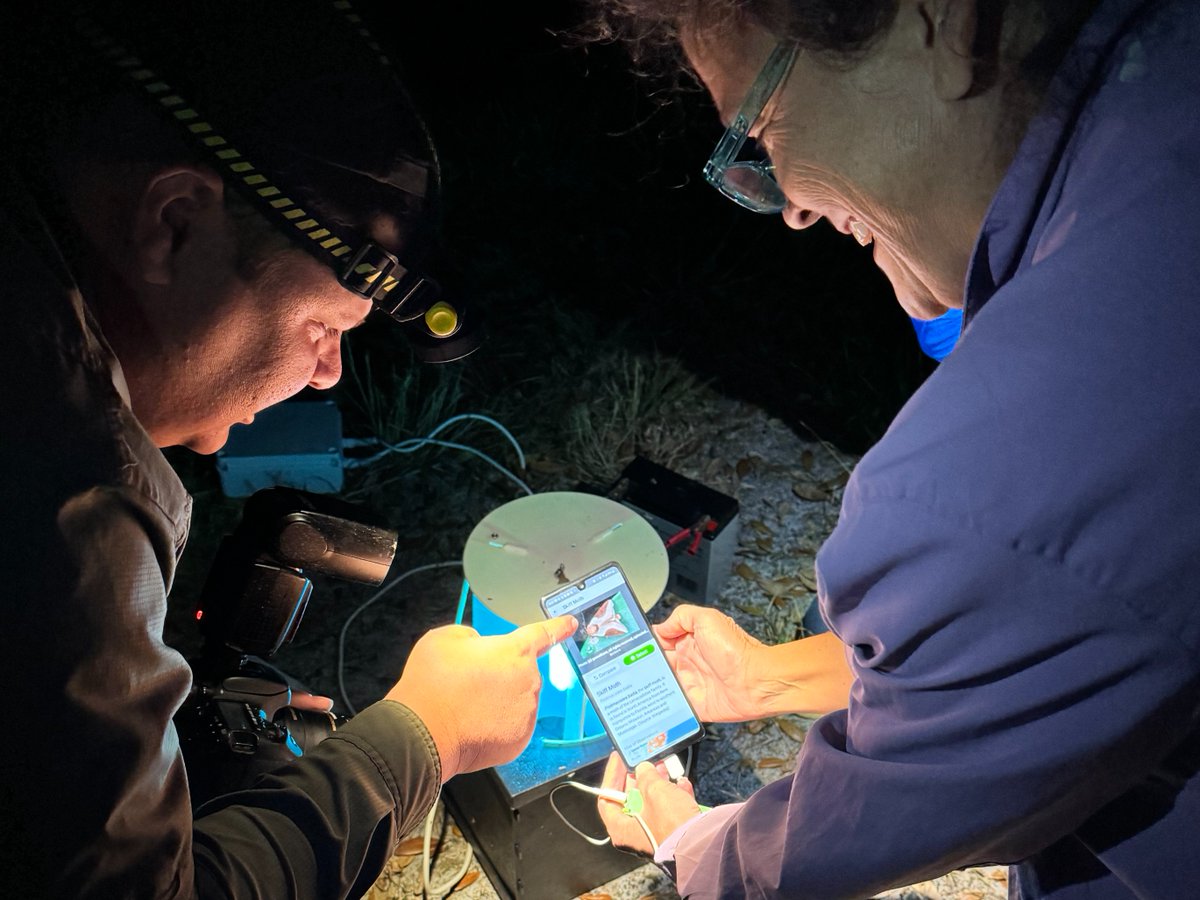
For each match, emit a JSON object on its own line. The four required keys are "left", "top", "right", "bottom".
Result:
{"left": 339, "top": 0, "right": 936, "bottom": 459}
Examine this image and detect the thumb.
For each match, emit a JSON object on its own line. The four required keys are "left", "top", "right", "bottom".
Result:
{"left": 655, "top": 605, "right": 699, "bottom": 644}
{"left": 287, "top": 692, "right": 335, "bottom": 713}
{"left": 508, "top": 614, "right": 577, "bottom": 657}
{"left": 633, "top": 761, "right": 670, "bottom": 793}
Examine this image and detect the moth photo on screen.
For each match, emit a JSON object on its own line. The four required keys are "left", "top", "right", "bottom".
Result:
{"left": 541, "top": 561, "right": 704, "bottom": 769}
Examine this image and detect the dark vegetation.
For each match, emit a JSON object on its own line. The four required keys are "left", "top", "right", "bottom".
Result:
{"left": 164, "top": 0, "right": 935, "bottom": 666}
{"left": 372, "top": 0, "right": 934, "bottom": 457}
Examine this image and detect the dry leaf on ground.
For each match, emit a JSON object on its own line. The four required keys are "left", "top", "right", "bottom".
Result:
{"left": 776, "top": 718, "right": 808, "bottom": 742}
{"left": 756, "top": 757, "right": 791, "bottom": 769}
{"left": 798, "top": 567, "right": 819, "bottom": 591}
{"left": 395, "top": 837, "right": 434, "bottom": 857}
{"left": 793, "top": 482, "right": 832, "bottom": 502}
{"left": 451, "top": 870, "right": 481, "bottom": 893}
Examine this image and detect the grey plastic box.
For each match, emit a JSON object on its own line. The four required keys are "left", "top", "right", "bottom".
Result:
{"left": 215, "top": 401, "right": 344, "bottom": 497}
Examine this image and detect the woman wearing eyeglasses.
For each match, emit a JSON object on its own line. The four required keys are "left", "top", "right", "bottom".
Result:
{"left": 587, "top": 1, "right": 1200, "bottom": 898}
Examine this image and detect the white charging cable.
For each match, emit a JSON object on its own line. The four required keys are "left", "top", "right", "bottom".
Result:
{"left": 662, "top": 752, "right": 686, "bottom": 782}
{"left": 548, "top": 781, "right": 659, "bottom": 854}
{"left": 547, "top": 752, "right": 695, "bottom": 854}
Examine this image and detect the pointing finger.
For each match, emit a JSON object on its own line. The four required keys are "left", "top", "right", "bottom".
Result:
{"left": 508, "top": 615, "right": 577, "bottom": 657}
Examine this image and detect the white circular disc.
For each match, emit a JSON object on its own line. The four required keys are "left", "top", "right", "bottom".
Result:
{"left": 462, "top": 491, "right": 668, "bottom": 625}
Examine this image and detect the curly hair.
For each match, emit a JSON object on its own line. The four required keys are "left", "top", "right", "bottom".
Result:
{"left": 580, "top": 0, "right": 1100, "bottom": 96}
{"left": 579, "top": 0, "right": 899, "bottom": 83}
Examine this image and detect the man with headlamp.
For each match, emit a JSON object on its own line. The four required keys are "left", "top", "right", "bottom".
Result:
{"left": 0, "top": 3, "right": 575, "bottom": 896}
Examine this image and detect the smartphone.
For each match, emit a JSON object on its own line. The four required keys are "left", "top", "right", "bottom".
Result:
{"left": 540, "top": 561, "right": 704, "bottom": 769}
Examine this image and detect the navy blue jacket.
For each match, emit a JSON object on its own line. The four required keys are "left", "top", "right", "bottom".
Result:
{"left": 684, "top": 1, "right": 1200, "bottom": 896}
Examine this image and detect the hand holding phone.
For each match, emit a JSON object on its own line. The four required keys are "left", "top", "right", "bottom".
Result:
{"left": 653, "top": 604, "right": 773, "bottom": 722}
{"left": 540, "top": 561, "right": 705, "bottom": 769}
{"left": 596, "top": 751, "right": 703, "bottom": 856}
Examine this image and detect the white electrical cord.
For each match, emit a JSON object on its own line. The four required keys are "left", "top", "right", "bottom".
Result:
{"left": 663, "top": 752, "right": 686, "bottom": 782}
{"left": 427, "top": 413, "right": 526, "bottom": 467}
{"left": 343, "top": 412, "right": 533, "bottom": 496}
{"left": 336, "top": 560, "right": 462, "bottom": 716}
{"left": 421, "top": 792, "right": 474, "bottom": 899}
{"left": 332, "top": 412, "right": 535, "bottom": 893}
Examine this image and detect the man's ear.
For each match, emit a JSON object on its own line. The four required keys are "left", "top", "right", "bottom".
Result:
{"left": 133, "top": 166, "right": 225, "bottom": 286}
{"left": 920, "top": 0, "right": 980, "bottom": 101}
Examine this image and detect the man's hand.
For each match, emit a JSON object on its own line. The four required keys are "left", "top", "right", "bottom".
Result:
{"left": 385, "top": 615, "right": 577, "bottom": 781}
{"left": 654, "top": 605, "right": 772, "bottom": 722}
{"left": 287, "top": 692, "right": 335, "bottom": 713}
{"left": 596, "top": 752, "right": 701, "bottom": 856}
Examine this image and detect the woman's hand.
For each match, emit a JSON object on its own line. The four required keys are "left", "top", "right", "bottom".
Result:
{"left": 656, "top": 604, "right": 854, "bottom": 721}
{"left": 596, "top": 752, "right": 701, "bottom": 857}
{"left": 654, "top": 605, "right": 772, "bottom": 722}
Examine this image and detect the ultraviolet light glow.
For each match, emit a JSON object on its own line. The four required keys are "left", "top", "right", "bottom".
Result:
{"left": 547, "top": 643, "right": 578, "bottom": 692}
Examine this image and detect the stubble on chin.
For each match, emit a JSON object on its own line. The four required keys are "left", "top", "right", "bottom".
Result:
{"left": 180, "top": 426, "right": 233, "bottom": 456}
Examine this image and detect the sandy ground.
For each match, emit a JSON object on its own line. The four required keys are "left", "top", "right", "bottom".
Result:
{"left": 216, "top": 389, "right": 1010, "bottom": 900}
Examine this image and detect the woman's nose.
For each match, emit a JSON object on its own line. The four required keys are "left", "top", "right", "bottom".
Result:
{"left": 782, "top": 202, "right": 821, "bottom": 231}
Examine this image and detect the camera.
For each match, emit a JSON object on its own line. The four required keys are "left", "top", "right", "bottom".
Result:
{"left": 174, "top": 487, "right": 398, "bottom": 806}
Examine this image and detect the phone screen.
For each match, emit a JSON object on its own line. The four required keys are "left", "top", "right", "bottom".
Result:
{"left": 541, "top": 561, "right": 704, "bottom": 768}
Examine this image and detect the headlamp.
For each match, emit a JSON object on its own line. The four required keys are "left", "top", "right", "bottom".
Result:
{"left": 75, "top": 3, "right": 481, "bottom": 362}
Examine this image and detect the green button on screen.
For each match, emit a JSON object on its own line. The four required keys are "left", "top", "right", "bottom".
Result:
{"left": 623, "top": 643, "right": 655, "bottom": 665}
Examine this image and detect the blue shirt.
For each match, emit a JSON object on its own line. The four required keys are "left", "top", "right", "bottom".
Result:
{"left": 910, "top": 308, "right": 963, "bottom": 361}
{"left": 676, "top": 1, "right": 1200, "bottom": 896}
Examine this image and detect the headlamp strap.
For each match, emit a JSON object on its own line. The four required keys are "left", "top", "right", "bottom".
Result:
{"left": 73, "top": 8, "right": 435, "bottom": 317}
{"left": 339, "top": 242, "right": 439, "bottom": 320}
